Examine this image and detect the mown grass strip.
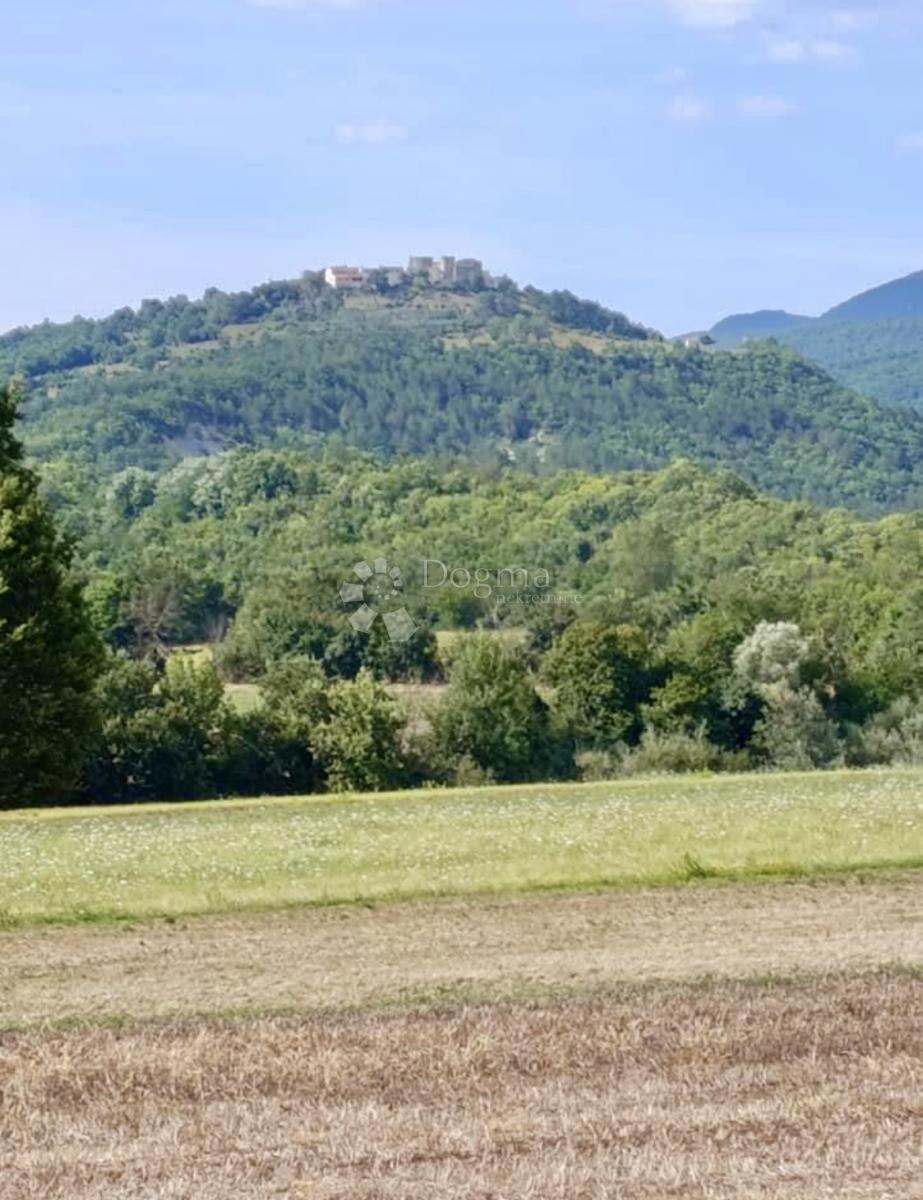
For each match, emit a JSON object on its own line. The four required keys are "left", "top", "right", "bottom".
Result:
{"left": 3, "top": 767, "right": 922, "bottom": 928}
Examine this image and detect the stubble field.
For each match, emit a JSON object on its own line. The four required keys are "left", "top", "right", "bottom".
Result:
{"left": 3, "top": 769, "right": 923, "bottom": 1198}
{"left": 3, "top": 970, "right": 922, "bottom": 1199}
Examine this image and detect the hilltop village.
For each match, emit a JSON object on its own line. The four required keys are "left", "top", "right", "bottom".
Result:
{"left": 324, "top": 254, "right": 499, "bottom": 290}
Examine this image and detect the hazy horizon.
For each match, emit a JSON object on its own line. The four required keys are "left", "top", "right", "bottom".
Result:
{"left": 4, "top": 0, "right": 923, "bottom": 335}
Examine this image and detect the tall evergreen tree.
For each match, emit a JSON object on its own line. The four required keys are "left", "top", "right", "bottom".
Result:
{"left": 0, "top": 383, "right": 102, "bottom": 805}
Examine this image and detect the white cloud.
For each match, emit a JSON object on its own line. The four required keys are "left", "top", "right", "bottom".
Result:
{"left": 667, "top": 0, "right": 761, "bottom": 27}
{"left": 666, "top": 92, "right": 714, "bottom": 124}
{"left": 587, "top": 0, "right": 908, "bottom": 36}
{"left": 738, "top": 94, "right": 798, "bottom": 118}
{"left": 764, "top": 38, "right": 802, "bottom": 62}
{"left": 898, "top": 133, "right": 923, "bottom": 152}
{"left": 335, "top": 119, "right": 408, "bottom": 145}
{"left": 582, "top": 0, "right": 914, "bottom": 42}
{"left": 764, "top": 36, "right": 854, "bottom": 63}
{"left": 812, "top": 38, "right": 854, "bottom": 60}
{"left": 830, "top": 8, "right": 878, "bottom": 31}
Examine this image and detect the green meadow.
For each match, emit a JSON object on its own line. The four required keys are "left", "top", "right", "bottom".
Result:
{"left": 3, "top": 768, "right": 923, "bottom": 928}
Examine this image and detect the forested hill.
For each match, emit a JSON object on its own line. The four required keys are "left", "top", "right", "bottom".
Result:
{"left": 0, "top": 272, "right": 652, "bottom": 378}
{"left": 823, "top": 270, "right": 923, "bottom": 323}
{"left": 9, "top": 269, "right": 923, "bottom": 513}
{"left": 710, "top": 309, "right": 810, "bottom": 345}
{"left": 711, "top": 269, "right": 923, "bottom": 348}
{"left": 709, "top": 270, "right": 923, "bottom": 414}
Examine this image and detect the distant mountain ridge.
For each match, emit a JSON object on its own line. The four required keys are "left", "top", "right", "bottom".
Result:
{"left": 711, "top": 268, "right": 923, "bottom": 346}
{"left": 708, "top": 269, "right": 923, "bottom": 413}
{"left": 710, "top": 309, "right": 811, "bottom": 345}
{"left": 824, "top": 269, "right": 923, "bottom": 323}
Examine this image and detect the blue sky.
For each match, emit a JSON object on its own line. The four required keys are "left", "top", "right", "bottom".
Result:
{"left": 2, "top": 0, "right": 923, "bottom": 333}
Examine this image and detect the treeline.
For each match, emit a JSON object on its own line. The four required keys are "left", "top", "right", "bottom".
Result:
{"left": 41, "top": 609, "right": 923, "bottom": 804}
{"left": 0, "top": 270, "right": 650, "bottom": 382}
{"left": 8, "top": 379, "right": 923, "bottom": 805}
{"left": 64, "top": 444, "right": 923, "bottom": 694}
{"left": 710, "top": 303, "right": 923, "bottom": 416}
{"left": 0, "top": 274, "right": 343, "bottom": 377}
{"left": 11, "top": 270, "right": 923, "bottom": 512}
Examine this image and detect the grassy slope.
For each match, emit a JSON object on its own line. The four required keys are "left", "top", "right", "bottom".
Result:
{"left": 3, "top": 768, "right": 923, "bottom": 927}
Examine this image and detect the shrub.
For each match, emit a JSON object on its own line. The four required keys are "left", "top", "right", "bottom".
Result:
{"left": 216, "top": 583, "right": 439, "bottom": 684}
{"left": 733, "top": 622, "right": 843, "bottom": 771}
{"left": 752, "top": 684, "right": 843, "bottom": 771}
{"left": 433, "top": 635, "right": 573, "bottom": 783}
{"left": 646, "top": 608, "right": 763, "bottom": 750}
{"left": 215, "top": 595, "right": 358, "bottom": 682}
{"left": 261, "top": 656, "right": 329, "bottom": 735}
{"left": 216, "top": 708, "right": 318, "bottom": 796}
{"left": 616, "top": 728, "right": 748, "bottom": 777}
{"left": 575, "top": 749, "right": 619, "bottom": 782}
{"left": 312, "top": 669, "right": 405, "bottom": 792}
{"left": 544, "top": 620, "right": 652, "bottom": 748}
{"left": 733, "top": 621, "right": 811, "bottom": 692}
{"left": 452, "top": 754, "right": 496, "bottom": 788}
{"left": 849, "top": 697, "right": 923, "bottom": 767}
{"left": 226, "top": 655, "right": 330, "bottom": 793}
{"left": 81, "top": 654, "right": 231, "bottom": 802}
{"left": 362, "top": 618, "right": 441, "bottom": 683}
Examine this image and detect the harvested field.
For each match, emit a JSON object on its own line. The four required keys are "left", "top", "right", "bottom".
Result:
{"left": 2, "top": 972, "right": 922, "bottom": 1199}
{"left": 3, "top": 874, "right": 923, "bottom": 1026}
{"left": 5, "top": 778, "right": 923, "bottom": 1198}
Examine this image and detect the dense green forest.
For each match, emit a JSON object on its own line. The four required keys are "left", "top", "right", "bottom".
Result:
{"left": 73, "top": 443, "right": 923, "bottom": 689}
{"left": 709, "top": 309, "right": 810, "bottom": 345}
{"left": 9, "top": 270, "right": 923, "bottom": 805}
{"left": 711, "top": 316, "right": 923, "bottom": 413}
{"left": 44, "top": 440, "right": 923, "bottom": 798}
{"left": 9, "top": 374, "right": 923, "bottom": 801}
{"left": 783, "top": 317, "right": 923, "bottom": 412}
{"left": 9, "top": 271, "right": 923, "bottom": 513}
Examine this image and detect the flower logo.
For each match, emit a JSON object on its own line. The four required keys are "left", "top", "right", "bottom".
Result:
{"left": 339, "top": 558, "right": 417, "bottom": 644}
